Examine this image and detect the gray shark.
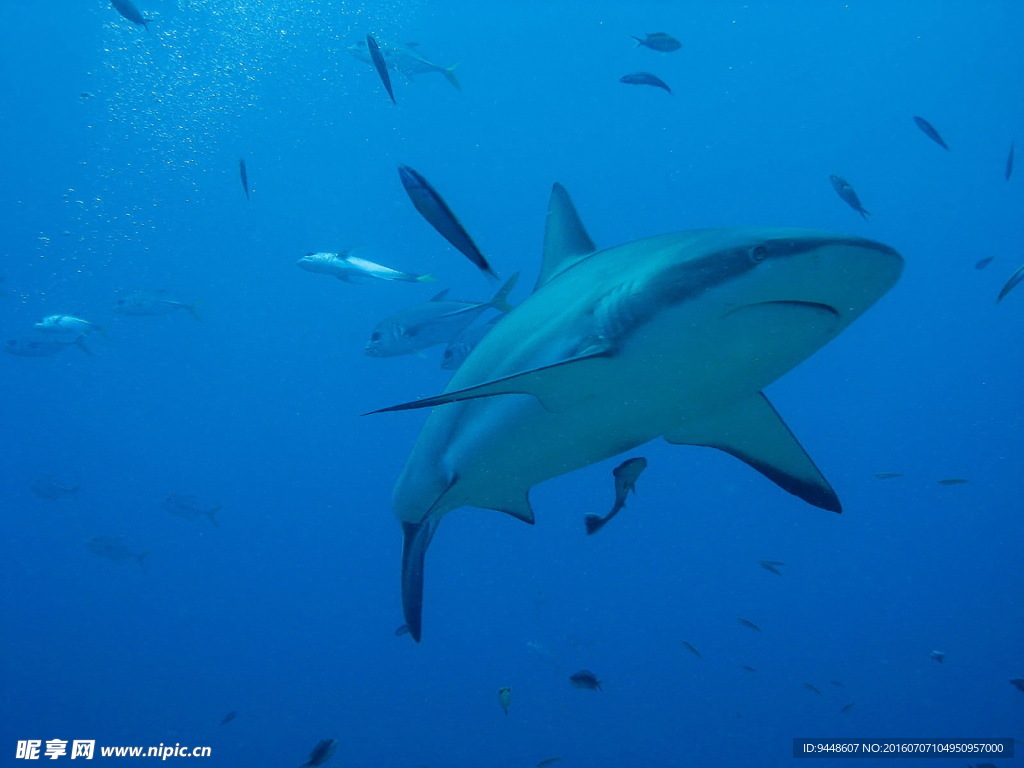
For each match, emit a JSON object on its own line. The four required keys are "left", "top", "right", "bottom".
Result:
{"left": 372, "top": 184, "right": 903, "bottom": 641}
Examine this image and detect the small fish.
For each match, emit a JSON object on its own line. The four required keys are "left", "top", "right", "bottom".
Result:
{"left": 110, "top": 0, "right": 150, "bottom": 29}
{"left": 1011, "top": 677, "right": 1024, "bottom": 692}
{"left": 115, "top": 291, "right": 201, "bottom": 322}
{"left": 829, "top": 175, "right": 869, "bottom": 220}
{"left": 840, "top": 702, "right": 855, "bottom": 714}
{"left": 239, "top": 158, "right": 250, "bottom": 200}
{"left": 803, "top": 682, "right": 822, "bottom": 695}
{"left": 974, "top": 257, "right": 994, "bottom": 270}
{"left": 79, "top": 91, "right": 96, "bottom": 100}
{"left": 874, "top": 472, "right": 903, "bottom": 479}
{"left": 5, "top": 336, "right": 90, "bottom": 358}
{"left": 1006, "top": 140, "right": 1015, "bottom": 181}
{"left": 930, "top": 650, "right": 945, "bottom": 663}
{"left": 297, "top": 251, "right": 436, "bottom": 285}
{"left": 219, "top": 711, "right": 236, "bottom": 725}
{"left": 161, "top": 494, "right": 220, "bottom": 526}
{"left": 913, "top": 116, "right": 949, "bottom": 150}
{"left": 366, "top": 34, "right": 395, "bottom": 103}
{"left": 759, "top": 560, "right": 785, "bottom": 575}
{"left": 681, "top": 641, "right": 701, "bottom": 657}
{"left": 398, "top": 165, "right": 497, "bottom": 280}
{"left": 300, "top": 738, "right": 337, "bottom": 768}
{"left": 584, "top": 457, "right": 647, "bottom": 534}
{"left": 441, "top": 315, "right": 501, "bottom": 371}
{"left": 35, "top": 314, "right": 105, "bottom": 337}
{"left": 740, "top": 665, "right": 757, "bottom": 673}
{"left": 620, "top": 72, "right": 672, "bottom": 94}
{"left": 568, "top": 670, "right": 602, "bottom": 690}
{"left": 348, "top": 40, "right": 460, "bottom": 90}
{"left": 394, "top": 623, "right": 411, "bottom": 636}
{"left": 830, "top": 680, "right": 844, "bottom": 686}
{"left": 86, "top": 536, "right": 149, "bottom": 566}
{"left": 365, "top": 275, "right": 517, "bottom": 358}
{"left": 31, "top": 475, "right": 80, "bottom": 500}
{"left": 996, "top": 263, "right": 1024, "bottom": 303}
{"left": 737, "top": 618, "right": 761, "bottom": 632}
{"left": 535, "top": 759, "right": 562, "bottom": 768}
{"left": 937, "top": 478, "right": 968, "bottom": 486}
{"left": 498, "top": 686, "right": 511, "bottom": 715}
{"left": 631, "top": 32, "right": 681, "bottom": 52}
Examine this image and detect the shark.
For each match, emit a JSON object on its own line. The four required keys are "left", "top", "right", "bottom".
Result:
{"left": 372, "top": 183, "right": 903, "bottom": 641}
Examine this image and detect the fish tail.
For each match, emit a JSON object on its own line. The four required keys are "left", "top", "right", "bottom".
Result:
{"left": 416, "top": 274, "right": 438, "bottom": 283}
{"left": 583, "top": 514, "right": 606, "bottom": 535}
{"left": 185, "top": 303, "right": 202, "bottom": 323}
{"left": 442, "top": 64, "right": 461, "bottom": 91}
{"left": 630, "top": 36, "right": 643, "bottom": 46}
{"left": 208, "top": 506, "right": 221, "bottom": 527}
{"left": 488, "top": 272, "right": 520, "bottom": 313}
{"left": 859, "top": 208, "right": 870, "bottom": 220}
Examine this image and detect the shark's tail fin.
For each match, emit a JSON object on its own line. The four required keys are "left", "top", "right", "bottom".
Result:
{"left": 401, "top": 519, "right": 440, "bottom": 642}
{"left": 584, "top": 514, "right": 607, "bottom": 535}
{"left": 487, "top": 273, "right": 520, "bottom": 314}
{"left": 442, "top": 64, "right": 461, "bottom": 91}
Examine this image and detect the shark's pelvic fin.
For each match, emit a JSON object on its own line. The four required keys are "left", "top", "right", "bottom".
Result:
{"left": 401, "top": 519, "right": 439, "bottom": 642}
{"left": 665, "top": 393, "right": 842, "bottom": 513}
{"left": 488, "top": 495, "right": 535, "bottom": 524}
{"left": 534, "top": 183, "right": 597, "bottom": 291}
{"left": 368, "top": 349, "right": 612, "bottom": 415}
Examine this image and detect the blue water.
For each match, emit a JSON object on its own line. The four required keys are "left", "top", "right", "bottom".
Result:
{"left": 2, "top": 2, "right": 1022, "bottom": 766}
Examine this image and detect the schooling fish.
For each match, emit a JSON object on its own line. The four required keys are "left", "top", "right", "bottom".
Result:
{"left": 737, "top": 618, "right": 762, "bottom": 632}
{"left": 441, "top": 315, "right": 501, "bottom": 371}
{"left": 759, "top": 559, "right": 785, "bottom": 575}
{"left": 398, "top": 165, "right": 497, "bottom": 280}
{"left": 681, "top": 641, "right": 701, "bottom": 657}
{"left": 1010, "top": 678, "right": 1024, "bottom": 692}
{"left": 35, "top": 314, "right": 106, "bottom": 337}
{"left": 913, "top": 116, "right": 949, "bottom": 150}
{"left": 874, "top": 472, "right": 903, "bottom": 479}
{"left": 366, "top": 34, "right": 395, "bottom": 103}
{"left": 840, "top": 702, "right": 855, "bottom": 714}
{"left": 803, "top": 682, "right": 822, "bottom": 695}
{"left": 631, "top": 32, "right": 681, "bottom": 52}
{"left": 348, "top": 40, "right": 460, "bottom": 90}
{"left": 620, "top": 72, "right": 672, "bottom": 94}
{"left": 829, "top": 175, "right": 869, "bottom": 220}
{"left": 365, "top": 275, "right": 517, "bottom": 358}
{"left": 219, "top": 711, "right": 237, "bottom": 725}
{"left": 937, "top": 478, "right": 967, "bottom": 486}
{"left": 584, "top": 456, "right": 647, "bottom": 534}
{"left": 974, "top": 256, "right": 994, "bottom": 270}
{"left": 110, "top": 0, "right": 150, "bottom": 30}
{"left": 239, "top": 158, "right": 250, "bottom": 200}
{"left": 930, "top": 650, "right": 945, "bottom": 663}
{"left": 115, "top": 291, "right": 201, "bottom": 322}
{"left": 161, "top": 494, "right": 220, "bottom": 526}
{"left": 300, "top": 739, "right": 337, "bottom": 767}
{"left": 996, "top": 263, "right": 1024, "bottom": 303}
{"left": 31, "top": 475, "right": 80, "bottom": 500}
{"left": 5, "top": 336, "right": 90, "bottom": 358}
{"left": 86, "top": 536, "right": 149, "bottom": 566}
{"left": 297, "top": 250, "right": 435, "bottom": 285}
{"left": 1006, "top": 140, "right": 1015, "bottom": 181}
{"left": 568, "top": 670, "right": 602, "bottom": 690}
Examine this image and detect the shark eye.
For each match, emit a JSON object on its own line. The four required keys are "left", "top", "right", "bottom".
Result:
{"left": 748, "top": 245, "right": 768, "bottom": 263}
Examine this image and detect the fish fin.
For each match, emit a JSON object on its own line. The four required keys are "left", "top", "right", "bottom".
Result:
{"left": 487, "top": 273, "right": 520, "bottom": 313}
{"left": 207, "top": 507, "right": 221, "bottom": 527}
{"left": 74, "top": 337, "right": 93, "bottom": 357}
{"left": 630, "top": 36, "right": 643, "bottom": 46}
{"left": 584, "top": 514, "right": 607, "bottom": 535}
{"left": 416, "top": 274, "right": 438, "bottom": 283}
{"left": 489, "top": 495, "right": 534, "bottom": 524}
{"left": 185, "top": 303, "right": 202, "bottom": 322}
{"left": 442, "top": 63, "right": 461, "bottom": 91}
{"left": 429, "top": 288, "right": 451, "bottom": 302}
{"left": 535, "top": 183, "right": 597, "bottom": 291}
{"left": 367, "top": 348, "right": 612, "bottom": 415}
{"left": 401, "top": 518, "right": 440, "bottom": 642}
{"left": 664, "top": 393, "right": 841, "bottom": 513}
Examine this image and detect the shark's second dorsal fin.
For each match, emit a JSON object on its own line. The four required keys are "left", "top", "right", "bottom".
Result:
{"left": 664, "top": 393, "right": 842, "bottom": 513}
{"left": 534, "top": 183, "right": 597, "bottom": 292}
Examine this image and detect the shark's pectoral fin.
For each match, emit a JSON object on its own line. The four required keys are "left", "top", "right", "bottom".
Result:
{"left": 368, "top": 349, "right": 612, "bottom": 415}
{"left": 401, "top": 518, "right": 440, "bottom": 642}
{"left": 665, "top": 393, "right": 841, "bottom": 513}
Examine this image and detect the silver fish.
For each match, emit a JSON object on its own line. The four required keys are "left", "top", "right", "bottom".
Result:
{"left": 114, "top": 291, "right": 200, "bottom": 322}
{"left": 913, "top": 116, "right": 949, "bottom": 150}
{"left": 161, "top": 494, "right": 220, "bottom": 526}
{"left": 996, "top": 263, "right": 1024, "bottom": 303}
{"left": 366, "top": 275, "right": 516, "bottom": 357}
{"left": 86, "top": 536, "right": 149, "bottom": 566}
{"left": 298, "top": 251, "right": 436, "bottom": 285}
{"left": 35, "top": 314, "right": 105, "bottom": 336}
{"left": 829, "top": 175, "right": 869, "bottom": 220}
{"left": 440, "top": 315, "right": 501, "bottom": 371}
{"left": 110, "top": 0, "right": 150, "bottom": 30}
{"left": 348, "top": 40, "right": 460, "bottom": 90}
{"left": 366, "top": 34, "right": 395, "bottom": 103}
{"left": 584, "top": 456, "right": 647, "bottom": 534}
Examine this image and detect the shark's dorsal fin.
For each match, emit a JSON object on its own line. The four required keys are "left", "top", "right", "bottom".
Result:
{"left": 534, "top": 183, "right": 597, "bottom": 291}
{"left": 367, "top": 348, "right": 612, "bottom": 415}
{"left": 665, "top": 393, "right": 841, "bottom": 513}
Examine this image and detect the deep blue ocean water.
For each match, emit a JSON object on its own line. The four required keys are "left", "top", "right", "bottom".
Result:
{"left": 1, "top": 2, "right": 1022, "bottom": 766}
